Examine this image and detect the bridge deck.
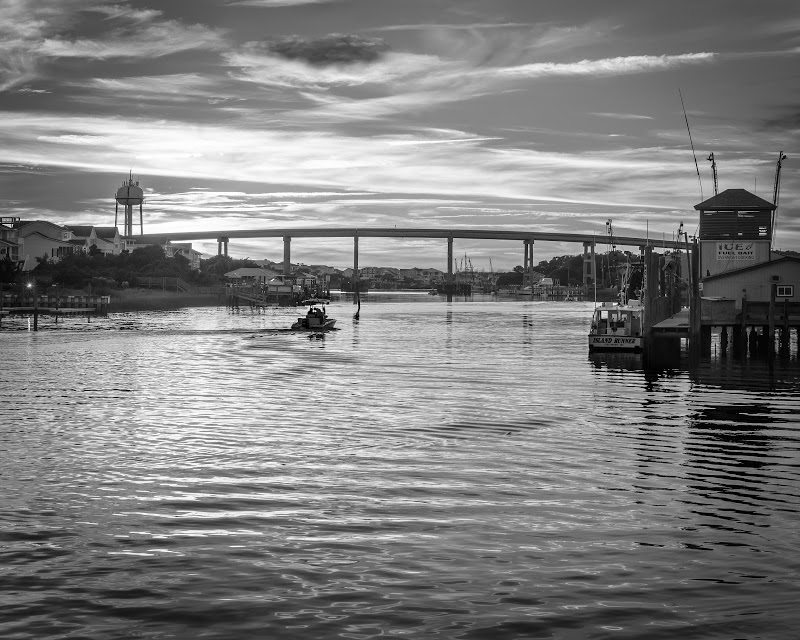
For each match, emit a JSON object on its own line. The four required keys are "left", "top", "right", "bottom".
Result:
{"left": 133, "top": 227, "right": 681, "bottom": 248}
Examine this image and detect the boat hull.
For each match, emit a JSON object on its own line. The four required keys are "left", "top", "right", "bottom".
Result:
{"left": 291, "top": 318, "right": 336, "bottom": 331}
{"left": 588, "top": 334, "right": 642, "bottom": 351}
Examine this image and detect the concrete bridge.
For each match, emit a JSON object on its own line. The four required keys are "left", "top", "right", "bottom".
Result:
{"left": 134, "top": 227, "right": 681, "bottom": 288}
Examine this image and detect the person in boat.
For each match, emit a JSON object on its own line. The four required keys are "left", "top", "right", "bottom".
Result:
{"left": 307, "top": 306, "right": 324, "bottom": 320}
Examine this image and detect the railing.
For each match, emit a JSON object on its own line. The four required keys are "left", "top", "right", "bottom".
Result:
{"left": 0, "top": 293, "right": 111, "bottom": 313}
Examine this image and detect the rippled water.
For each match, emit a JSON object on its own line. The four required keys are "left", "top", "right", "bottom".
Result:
{"left": 2, "top": 295, "right": 799, "bottom": 639}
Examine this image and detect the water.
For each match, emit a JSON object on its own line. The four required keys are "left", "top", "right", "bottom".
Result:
{"left": 2, "top": 295, "right": 799, "bottom": 639}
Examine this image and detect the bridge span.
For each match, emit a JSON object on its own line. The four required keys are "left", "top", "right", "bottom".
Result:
{"left": 134, "top": 227, "right": 680, "bottom": 287}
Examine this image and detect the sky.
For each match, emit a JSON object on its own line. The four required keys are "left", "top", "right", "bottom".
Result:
{"left": 0, "top": 0, "right": 798, "bottom": 271}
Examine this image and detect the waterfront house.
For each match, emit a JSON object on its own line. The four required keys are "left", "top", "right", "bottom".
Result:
{"left": 15, "top": 220, "right": 77, "bottom": 270}
{"left": 224, "top": 267, "right": 278, "bottom": 286}
{"left": 164, "top": 242, "right": 202, "bottom": 270}
{"left": 67, "top": 225, "right": 124, "bottom": 256}
{"left": 0, "top": 217, "right": 23, "bottom": 268}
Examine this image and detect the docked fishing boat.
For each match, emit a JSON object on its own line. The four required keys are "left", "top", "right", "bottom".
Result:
{"left": 291, "top": 302, "right": 336, "bottom": 331}
{"left": 588, "top": 300, "right": 643, "bottom": 351}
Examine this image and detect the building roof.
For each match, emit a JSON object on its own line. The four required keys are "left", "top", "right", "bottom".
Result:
{"left": 94, "top": 226, "right": 119, "bottom": 239}
{"left": 694, "top": 189, "right": 776, "bottom": 211}
{"left": 66, "top": 225, "right": 95, "bottom": 237}
{"left": 14, "top": 220, "right": 67, "bottom": 233}
{"left": 20, "top": 230, "right": 74, "bottom": 245}
{"left": 224, "top": 267, "right": 275, "bottom": 278}
{"left": 702, "top": 255, "right": 800, "bottom": 281}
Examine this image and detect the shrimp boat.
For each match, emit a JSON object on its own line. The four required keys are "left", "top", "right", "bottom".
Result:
{"left": 588, "top": 299, "right": 643, "bottom": 351}
{"left": 291, "top": 301, "right": 336, "bottom": 331}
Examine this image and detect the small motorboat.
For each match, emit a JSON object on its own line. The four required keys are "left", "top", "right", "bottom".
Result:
{"left": 291, "top": 303, "right": 336, "bottom": 331}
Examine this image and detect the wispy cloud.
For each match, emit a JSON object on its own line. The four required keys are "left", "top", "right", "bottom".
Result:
{"left": 225, "top": 0, "right": 340, "bottom": 6}
{"left": 591, "top": 112, "right": 654, "bottom": 120}
{"left": 39, "top": 22, "right": 226, "bottom": 60}
{"left": 494, "top": 53, "right": 714, "bottom": 79}
{"left": 0, "top": 1, "right": 226, "bottom": 90}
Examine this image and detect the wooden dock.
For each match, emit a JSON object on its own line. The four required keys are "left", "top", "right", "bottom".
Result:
{"left": 652, "top": 308, "right": 690, "bottom": 335}
{"left": 651, "top": 299, "right": 800, "bottom": 357}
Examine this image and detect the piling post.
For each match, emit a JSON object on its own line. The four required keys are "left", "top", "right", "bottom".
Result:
{"left": 33, "top": 288, "right": 38, "bottom": 332}
{"left": 768, "top": 283, "right": 776, "bottom": 359}
{"left": 688, "top": 240, "right": 701, "bottom": 361}
{"left": 720, "top": 326, "right": 728, "bottom": 356}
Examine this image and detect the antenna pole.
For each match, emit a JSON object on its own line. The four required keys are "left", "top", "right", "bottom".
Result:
{"left": 707, "top": 152, "right": 718, "bottom": 195}
{"left": 772, "top": 151, "right": 787, "bottom": 250}
{"left": 679, "top": 89, "right": 703, "bottom": 202}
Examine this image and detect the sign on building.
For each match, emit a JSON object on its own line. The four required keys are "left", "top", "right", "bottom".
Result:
{"left": 717, "top": 241, "right": 756, "bottom": 261}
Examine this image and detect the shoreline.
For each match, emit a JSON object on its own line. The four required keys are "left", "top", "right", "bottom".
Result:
{"left": 109, "top": 290, "right": 225, "bottom": 312}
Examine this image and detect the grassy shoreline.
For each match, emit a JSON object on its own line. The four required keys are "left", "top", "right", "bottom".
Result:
{"left": 109, "top": 289, "right": 225, "bottom": 312}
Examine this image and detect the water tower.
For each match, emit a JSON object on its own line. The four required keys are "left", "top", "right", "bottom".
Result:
{"left": 115, "top": 172, "right": 144, "bottom": 236}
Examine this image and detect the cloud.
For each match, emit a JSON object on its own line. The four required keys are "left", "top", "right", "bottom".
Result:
{"left": 81, "top": 73, "right": 222, "bottom": 101}
{"left": 227, "top": 46, "right": 437, "bottom": 89}
{"left": 0, "top": 110, "right": 699, "bottom": 214}
{"left": 591, "top": 112, "right": 654, "bottom": 120}
{"left": 266, "top": 33, "right": 389, "bottom": 65}
{"left": 272, "top": 52, "right": 715, "bottom": 123}
{"left": 39, "top": 22, "right": 226, "bottom": 60}
{"left": 225, "top": 0, "right": 339, "bottom": 6}
{"left": 494, "top": 53, "right": 714, "bottom": 79}
{"left": 0, "top": 1, "right": 226, "bottom": 90}
{"left": 373, "top": 22, "right": 532, "bottom": 32}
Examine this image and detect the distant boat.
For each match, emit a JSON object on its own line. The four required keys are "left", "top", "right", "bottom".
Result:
{"left": 588, "top": 300, "right": 643, "bottom": 351}
{"left": 291, "top": 303, "right": 336, "bottom": 331}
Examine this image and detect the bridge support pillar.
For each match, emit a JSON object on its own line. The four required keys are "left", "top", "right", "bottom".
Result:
{"left": 283, "top": 236, "right": 291, "bottom": 276}
{"left": 582, "top": 241, "right": 596, "bottom": 286}
{"left": 217, "top": 237, "right": 229, "bottom": 257}
{"left": 523, "top": 240, "right": 528, "bottom": 286}
{"left": 353, "top": 235, "right": 360, "bottom": 303}
{"left": 447, "top": 236, "right": 454, "bottom": 286}
{"left": 525, "top": 240, "right": 535, "bottom": 289}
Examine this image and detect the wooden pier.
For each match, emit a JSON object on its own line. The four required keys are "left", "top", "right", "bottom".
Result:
{"left": 653, "top": 298, "right": 800, "bottom": 358}
{"left": 225, "top": 284, "right": 303, "bottom": 308}
{"left": 0, "top": 293, "right": 110, "bottom": 330}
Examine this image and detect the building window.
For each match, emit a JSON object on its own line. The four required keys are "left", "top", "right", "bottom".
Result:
{"left": 776, "top": 285, "right": 794, "bottom": 298}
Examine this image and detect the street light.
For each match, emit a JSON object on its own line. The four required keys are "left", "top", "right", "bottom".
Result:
{"left": 27, "top": 281, "right": 38, "bottom": 331}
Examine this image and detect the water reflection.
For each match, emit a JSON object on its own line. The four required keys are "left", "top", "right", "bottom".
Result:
{"left": 3, "top": 300, "right": 800, "bottom": 639}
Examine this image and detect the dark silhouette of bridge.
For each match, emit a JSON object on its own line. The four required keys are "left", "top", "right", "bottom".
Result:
{"left": 135, "top": 227, "right": 680, "bottom": 288}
